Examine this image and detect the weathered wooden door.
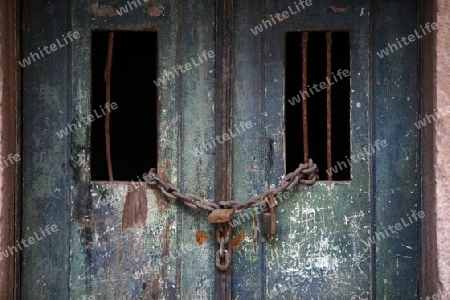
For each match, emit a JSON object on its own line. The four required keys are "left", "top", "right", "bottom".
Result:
{"left": 21, "top": 0, "right": 422, "bottom": 299}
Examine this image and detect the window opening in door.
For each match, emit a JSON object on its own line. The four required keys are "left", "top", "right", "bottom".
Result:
{"left": 285, "top": 31, "right": 350, "bottom": 180}
{"left": 91, "top": 31, "right": 158, "bottom": 181}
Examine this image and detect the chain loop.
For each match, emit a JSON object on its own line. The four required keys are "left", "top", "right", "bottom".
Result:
{"left": 215, "top": 250, "right": 230, "bottom": 271}
{"left": 145, "top": 159, "right": 319, "bottom": 215}
{"left": 144, "top": 161, "right": 319, "bottom": 271}
{"left": 215, "top": 224, "right": 231, "bottom": 270}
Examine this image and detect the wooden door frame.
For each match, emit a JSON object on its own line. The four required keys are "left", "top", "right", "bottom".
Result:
{"left": 2, "top": 0, "right": 445, "bottom": 298}
{"left": 0, "top": 0, "right": 19, "bottom": 298}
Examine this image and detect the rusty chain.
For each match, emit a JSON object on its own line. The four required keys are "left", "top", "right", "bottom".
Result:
{"left": 145, "top": 158, "right": 319, "bottom": 215}
{"left": 145, "top": 159, "right": 318, "bottom": 271}
{"left": 215, "top": 225, "right": 231, "bottom": 270}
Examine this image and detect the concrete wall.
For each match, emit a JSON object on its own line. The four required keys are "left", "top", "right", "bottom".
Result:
{"left": 433, "top": 1, "right": 450, "bottom": 294}
{"left": 422, "top": 0, "right": 450, "bottom": 297}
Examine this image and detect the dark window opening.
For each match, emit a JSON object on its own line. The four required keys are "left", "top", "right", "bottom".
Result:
{"left": 91, "top": 31, "right": 158, "bottom": 181}
{"left": 285, "top": 31, "right": 350, "bottom": 180}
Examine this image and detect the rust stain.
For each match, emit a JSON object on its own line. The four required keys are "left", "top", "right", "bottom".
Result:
{"left": 147, "top": 4, "right": 165, "bottom": 17}
{"left": 150, "top": 188, "right": 170, "bottom": 213}
{"left": 150, "top": 277, "right": 160, "bottom": 298}
{"left": 122, "top": 184, "right": 148, "bottom": 231}
{"left": 160, "top": 219, "right": 172, "bottom": 279}
{"left": 90, "top": 2, "right": 118, "bottom": 16}
{"left": 230, "top": 231, "right": 245, "bottom": 248}
{"left": 149, "top": 168, "right": 172, "bottom": 214}
{"left": 118, "top": 249, "right": 123, "bottom": 264}
{"left": 329, "top": 6, "right": 350, "bottom": 13}
{"left": 195, "top": 230, "right": 210, "bottom": 245}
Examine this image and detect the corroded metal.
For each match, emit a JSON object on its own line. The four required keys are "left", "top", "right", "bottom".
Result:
{"left": 145, "top": 159, "right": 318, "bottom": 216}
{"left": 302, "top": 32, "right": 309, "bottom": 163}
{"left": 105, "top": 32, "right": 114, "bottom": 181}
{"left": 326, "top": 32, "right": 332, "bottom": 180}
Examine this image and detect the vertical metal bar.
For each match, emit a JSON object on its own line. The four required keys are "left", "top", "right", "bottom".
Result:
{"left": 326, "top": 32, "right": 332, "bottom": 180}
{"left": 105, "top": 32, "right": 114, "bottom": 181}
{"left": 301, "top": 32, "right": 309, "bottom": 163}
{"left": 214, "top": 0, "right": 233, "bottom": 299}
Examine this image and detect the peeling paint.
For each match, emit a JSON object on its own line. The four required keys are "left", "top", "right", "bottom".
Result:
{"left": 230, "top": 231, "right": 245, "bottom": 248}
{"left": 90, "top": 2, "right": 118, "bottom": 17}
{"left": 195, "top": 230, "right": 210, "bottom": 245}
{"left": 329, "top": 6, "right": 351, "bottom": 13}
{"left": 147, "top": 4, "right": 166, "bottom": 17}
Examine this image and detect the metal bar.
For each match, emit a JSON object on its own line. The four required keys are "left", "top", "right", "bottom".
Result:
{"left": 302, "top": 32, "right": 309, "bottom": 163}
{"left": 214, "top": 0, "right": 233, "bottom": 298}
{"left": 326, "top": 32, "right": 332, "bottom": 180}
{"left": 105, "top": 32, "right": 114, "bottom": 181}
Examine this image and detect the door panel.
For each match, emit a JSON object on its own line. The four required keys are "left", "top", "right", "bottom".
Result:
{"left": 374, "top": 1, "right": 421, "bottom": 296}
{"left": 233, "top": 1, "right": 371, "bottom": 298}
{"left": 69, "top": 0, "right": 216, "bottom": 299}
{"left": 21, "top": 0, "right": 421, "bottom": 299}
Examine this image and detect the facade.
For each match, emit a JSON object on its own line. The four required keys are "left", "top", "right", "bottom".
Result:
{"left": 0, "top": 0, "right": 448, "bottom": 298}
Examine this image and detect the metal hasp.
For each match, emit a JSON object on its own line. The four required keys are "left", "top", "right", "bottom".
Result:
{"left": 208, "top": 209, "right": 235, "bottom": 223}
{"left": 145, "top": 160, "right": 319, "bottom": 281}
{"left": 263, "top": 196, "right": 277, "bottom": 235}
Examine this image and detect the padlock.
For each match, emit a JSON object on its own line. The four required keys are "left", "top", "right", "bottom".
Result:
{"left": 207, "top": 208, "right": 235, "bottom": 223}
{"left": 263, "top": 195, "right": 277, "bottom": 234}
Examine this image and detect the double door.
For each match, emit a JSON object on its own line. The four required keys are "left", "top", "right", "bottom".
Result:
{"left": 21, "top": 0, "right": 422, "bottom": 298}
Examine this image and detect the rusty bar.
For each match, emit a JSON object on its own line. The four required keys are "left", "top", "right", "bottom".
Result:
{"left": 214, "top": 0, "right": 233, "bottom": 298}
{"left": 105, "top": 32, "right": 114, "bottom": 181}
{"left": 326, "top": 32, "right": 332, "bottom": 180}
{"left": 301, "top": 32, "right": 309, "bottom": 163}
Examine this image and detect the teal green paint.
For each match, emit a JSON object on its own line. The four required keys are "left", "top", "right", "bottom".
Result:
{"left": 22, "top": 0, "right": 421, "bottom": 298}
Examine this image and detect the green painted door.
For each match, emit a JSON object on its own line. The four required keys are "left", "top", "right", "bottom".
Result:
{"left": 21, "top": 0, "right": 422, "bottom": 299}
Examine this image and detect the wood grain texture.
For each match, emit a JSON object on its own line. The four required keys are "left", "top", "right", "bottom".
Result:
{"left": 21, "top": 0, "right": 71, "bottom": 298}
{"left": 0, "top": 0, "right": 18, "bottom": 298}
{"left": 19, "top": 0, "right": 423, "bottom": 298}
{"left": 122, "top": 185, "right": 148, "bottom": 231}
{"left": 373, "top": 0, "right": 421, "bottom": 298}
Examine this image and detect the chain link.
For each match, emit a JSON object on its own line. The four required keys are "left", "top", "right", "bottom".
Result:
{"left": 145, "top": 160, "right": 319, "bottom": 271}
{"left": 215, "top": 224, "right": 231, "bottom": 270}
{"left": 145, "top": 159, "right": 319, "bottom": 215}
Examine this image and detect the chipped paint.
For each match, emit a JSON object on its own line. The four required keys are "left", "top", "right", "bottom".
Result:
{"left": 230, "top": 231, "right": 245, "bottom": 248}
{"left": 329, "top": 6, "right": 351, "bottom": 13}
{"left": 147, "top": 4, "right": 166, "bottom": 17}
{"left": 195, "top": 230, "right": 210, "bottom": 245}
{"left": 90, "top": 2, "right": 118, "bottom": 17}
